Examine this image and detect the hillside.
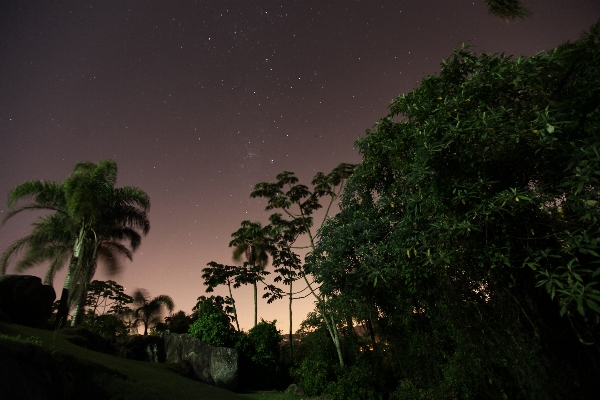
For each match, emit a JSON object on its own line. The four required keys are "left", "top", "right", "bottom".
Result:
{"left": 0, "top": 322, "right": 247, "bottom": 400}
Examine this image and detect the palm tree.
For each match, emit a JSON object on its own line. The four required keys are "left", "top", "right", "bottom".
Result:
{"left": 0, "top": 159, "right": 150, "bottom": 327}
{"left": 484, "top": 0, "right": 531, "bottom": 21}
{"left": 229, "top": 221, "right": 276, "bottom": 327}
{"left": 131, "top": 289, "right": 174, "bottom": 336}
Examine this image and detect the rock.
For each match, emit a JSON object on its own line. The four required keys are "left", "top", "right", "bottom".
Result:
{"left": 162, "top": 331, "right": 239, "bottom": 390}
{"left": 116, "top": 335, "right": 165, "bottom": 362}
{"left": 0, "top": 275, "right": 56, "bottom": 328}
{"left": 285, "top": 383, "right": 305, "bottom": 395}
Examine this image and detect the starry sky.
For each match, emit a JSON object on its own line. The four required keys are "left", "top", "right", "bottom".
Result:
{"left": 1, "top": 1, "right": 599, "bottom": 333}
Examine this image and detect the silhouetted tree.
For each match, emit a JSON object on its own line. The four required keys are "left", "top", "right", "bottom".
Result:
{"left": 0, "top": 159, "right": 150, "bottom": 328}
{"left": 132, "top": 289, "right": 174, "bottom": 336}
{"left": 229, "top": 221, "right": 276, "bottom": 327}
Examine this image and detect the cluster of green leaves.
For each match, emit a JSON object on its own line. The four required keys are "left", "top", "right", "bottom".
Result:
{"left": 309, "top": 21, "right": 600, "bottom": 399}
{"left": 236, "top": 319, "right": 286, "bottom": 390}
{"left": 188, "top": 296, "right": 237, "bottom": 347}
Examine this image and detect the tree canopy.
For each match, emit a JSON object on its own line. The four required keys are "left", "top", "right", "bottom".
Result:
{"left": 308, "top": 21, "right": 600, "bottom": 399}
{"left": 0, "top": 159, "right": 150, "bottom": 328}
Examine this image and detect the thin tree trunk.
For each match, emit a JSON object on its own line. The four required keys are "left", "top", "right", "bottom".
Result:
{"left": 329, "top": 310, "right": 344, "bottom": 367}
{"left": 253, "top": 281, "right": 258, "bottom": 327}
{"left": 289, "top": 279, "right": 293, "bottom": 359}
{"left": 227, "top": 282, "right": 240, "bottom": 331}
{"left": 302, "top": 273, "right": 345, "bottom": 367}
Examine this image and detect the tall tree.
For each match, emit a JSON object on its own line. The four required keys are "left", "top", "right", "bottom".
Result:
{"left": 311, "top": 22, "right": 600, "bottom": 398}
{"left": 132, "top": 288, "right": 174, "bottom": 336}
{"left": 202, "top": 261, "right": 241, "bottom": 331}
{"left": 250, "top": 162, "right": 355, "bottom": 367}
{"left": 0, "top": 159, "right": 150, "bottom": 328}
{"left": 229, "top": 221, "right": 276, "bottom": 327}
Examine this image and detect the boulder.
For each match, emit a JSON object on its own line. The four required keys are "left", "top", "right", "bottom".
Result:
{"left": 162, "top": 331, "right": 238, "bottom": 390}
{"left": 285, "top": 383, "right": 305, "bottom": 395}
{"left": 0, "top": 275, "right": 56, "bottom": 328}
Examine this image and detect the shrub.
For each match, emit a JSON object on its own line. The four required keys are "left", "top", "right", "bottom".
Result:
{"left": 293, "top": 358, "right": 330, "bottom": 396}
{"left": 188, "top": 298, "right": 236, "bottom": 347}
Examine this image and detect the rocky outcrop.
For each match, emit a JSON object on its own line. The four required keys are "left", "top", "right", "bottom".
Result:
{"left": 161, "top": 331, "right": 238, "bottom": 390}
{"left": 0, "top": 275, "right": 56, "bottom": 328}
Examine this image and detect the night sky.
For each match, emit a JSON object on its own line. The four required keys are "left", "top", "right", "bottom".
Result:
{"left": 1, "top": 1, "right": 599, "bottom": 333}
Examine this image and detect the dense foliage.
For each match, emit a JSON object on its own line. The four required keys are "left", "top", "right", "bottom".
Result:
{"left": 235, "top": 319, "right": 286, "bottom": 390}
{"left": 308, "top": 21, "right": 600, "bottom": 399}
{"left": 188, "top": 296, "right": 237, "bottom": 347}
{"left": 153, "top": 310, "right": 195, "bottom": 335}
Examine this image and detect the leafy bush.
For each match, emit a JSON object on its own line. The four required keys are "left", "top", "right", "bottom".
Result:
{"left": 188, "top": 297, "right": 236, "bottom": 347}
{"left": 293, "top": 358, "right": 330, "bottom": 396}
{"left": 326, "top": 363, "right": 382, "bottom": 400}
{"left": 235, "top": 319, "right": 289, "bottom": 390}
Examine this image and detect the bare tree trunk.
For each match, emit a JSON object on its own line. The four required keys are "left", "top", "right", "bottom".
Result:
{"left": 289, "top": 280, "right": 293, "bottom": 359}
{"left": 253, "top": 281, "right": 258, "bottom": 327}
{"left": 227, "top": 282, "right": 240, "bottom": 331}
{"left": 303, "top": 273, "right": 345, "bottom": 368}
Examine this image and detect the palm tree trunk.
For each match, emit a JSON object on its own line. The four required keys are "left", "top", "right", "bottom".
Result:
{"left": 71, "top": 236, "right": 98, "bottom": 327}
{"left": 55, "top": 257, "right": 76, "bottom": 329}
{"left": 70, "top": 299, "right": 83, "bottom": 326}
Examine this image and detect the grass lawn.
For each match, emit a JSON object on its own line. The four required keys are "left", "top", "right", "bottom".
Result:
{"left": 240, "top": 392, "right": 310, "bottom": 400}
{"left": 0, "top": 322, "right": 250, "bottom": 400}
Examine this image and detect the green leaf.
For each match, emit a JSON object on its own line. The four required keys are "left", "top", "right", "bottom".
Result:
{"left": 560, "top": 304, "right": 568, "bottom": 317}
{"left": 585, "top": 299, "right": 600, "bottom": 314}
{"left": 577, "top": 297, "right": 585, "bottom": 316}
{"left": 546, "top": 124, "right": 555, "bottom": 133}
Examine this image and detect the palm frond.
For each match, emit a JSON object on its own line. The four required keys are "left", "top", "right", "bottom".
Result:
{"left": 485, "top": 0, "right": 531, "bottom": 21}
{"left": 7, "top": 180, "right": 65, "bottom": 208}
{"left": 44, "top": 251, "right": 71, "bottom": 285}
{"left": 154, "top": 295, "right": 175, "bottom": 313}
{"left": 0, "top": 235, "right": 34, "bottom": 275}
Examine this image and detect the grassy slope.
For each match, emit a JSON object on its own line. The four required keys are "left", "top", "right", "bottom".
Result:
{"left": 0, "top": 322, "right": 249, "bottom": 400}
